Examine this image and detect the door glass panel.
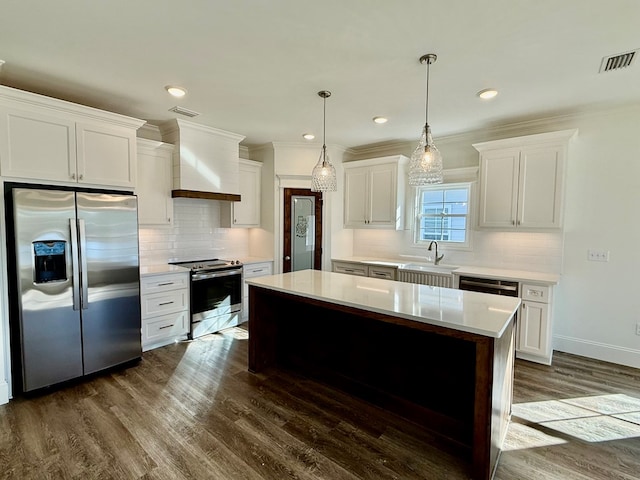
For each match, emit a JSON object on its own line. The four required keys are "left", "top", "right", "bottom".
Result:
{"left": 291, "top": 196, "right": 315, "bottom": 271}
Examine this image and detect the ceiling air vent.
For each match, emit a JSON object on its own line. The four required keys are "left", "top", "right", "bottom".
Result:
{"left": 599, "top": 50, "right": 637, "bottom": 73}
{"left": 168, "top": 105, "right": 200, "bottom": 118}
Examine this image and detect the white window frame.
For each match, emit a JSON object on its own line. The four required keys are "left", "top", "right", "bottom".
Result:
{"left": 414, "top": 182, "right": 472, "bottom": 249}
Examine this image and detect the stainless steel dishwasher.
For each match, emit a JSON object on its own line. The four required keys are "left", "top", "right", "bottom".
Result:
{"left": 458, "top": 275, "right": 519, "bottom": 297}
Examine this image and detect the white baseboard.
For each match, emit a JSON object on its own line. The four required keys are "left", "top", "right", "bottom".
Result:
{"left": 0, "top": 380, "right": 9, "bottom": 405}
{"left": 554, "top": 335, "right": 640, "bottom": 369}
{"left": 516, "top": 350, "right": 552, "bottom": 365}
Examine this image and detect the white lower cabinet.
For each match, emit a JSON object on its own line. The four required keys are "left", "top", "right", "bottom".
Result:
{"left": 332, "top": 261, "right": 397, "bottom": 281}
{"left": 243, "top": 261, "right": 273, "bottom": 320}
{"left": 141, "top": 270, "right": 190, "bottom": 351}
{"left": 516, "top": 283, "right": 553, "bottom": 364}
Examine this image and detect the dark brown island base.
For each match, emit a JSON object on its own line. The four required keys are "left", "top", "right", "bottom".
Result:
{"left": 247, "top": 270, "right": 520, "bottom": 480}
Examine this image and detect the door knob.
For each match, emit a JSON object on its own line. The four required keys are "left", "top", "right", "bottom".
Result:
{"left": 284, "top": 256, "right": 291, "bottom": 261}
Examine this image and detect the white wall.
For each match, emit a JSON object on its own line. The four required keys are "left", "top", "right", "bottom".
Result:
{"left": 552, "top": 107, "right": 640, "bottom": 367}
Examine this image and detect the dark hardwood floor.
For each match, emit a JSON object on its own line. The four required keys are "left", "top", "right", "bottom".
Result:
{"left": 1, "top": 326, "right": 639, "bottom": 479}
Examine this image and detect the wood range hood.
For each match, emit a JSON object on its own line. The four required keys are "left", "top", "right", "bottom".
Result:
{"left": 171, "top": 189, "right": 240, "bottom": 202}
{"left": 160, "top": 118, "right": 246, "bottom": 204}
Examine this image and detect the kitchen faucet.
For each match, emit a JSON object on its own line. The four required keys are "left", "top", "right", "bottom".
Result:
{"left": 428, "top": 241, "right": 445, "bottom": 265}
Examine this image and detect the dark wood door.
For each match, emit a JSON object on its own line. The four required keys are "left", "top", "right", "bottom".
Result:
{"left": 283, "top": 188, "right": 323, "bottom": 273}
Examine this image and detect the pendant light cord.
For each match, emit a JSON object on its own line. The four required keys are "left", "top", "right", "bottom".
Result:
{"left": 322, "top": 93, "right": 327, "bottom": 160}
{"left": 424, "top": 59, "right": 430, "bottom": 130}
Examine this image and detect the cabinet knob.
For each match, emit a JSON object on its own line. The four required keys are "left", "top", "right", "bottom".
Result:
{"left": 78, "top": 174, "right": 84, "bottom": 180}
{"left": 71, "top": 173, "right": 76, "bottom": 180}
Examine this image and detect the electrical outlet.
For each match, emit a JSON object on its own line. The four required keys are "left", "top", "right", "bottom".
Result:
{"left": 587, "top": 249, "right": 610, "bottom": 262}
{"left": 636, "top": 323, "right": 640, "bottom": 336}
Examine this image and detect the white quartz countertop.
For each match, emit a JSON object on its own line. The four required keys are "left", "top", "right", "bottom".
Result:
{"left": 246, "top": 270, "right": 520, "bottom": 338}
{"left": 139, "top": 264, "right": 189, "bottom": 277}
{"left": 239, "top": 256, "right": 274, "bottom": 265}
{"left": 454, "top": 266, "right": 560, "bottom": 285}
{"left": 332, "top": 257, "right": 560, "bottom": 285}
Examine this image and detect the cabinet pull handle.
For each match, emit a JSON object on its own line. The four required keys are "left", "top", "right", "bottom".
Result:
{"left": 157, "top": 282, "right": 174, "bottom": 286}
{"left": 344, "top": 269, "right": 355, "bottom": 272}
{"left": 159, "top": 324, "right": 175, "bottom": 330}
{"left": 159, "top": 301, "right": 174, "bottom": 306}
{"left": 251, "top": 269, "right": 264, "bottom": 273}
{"left": 373, "top": 272, "right": 386, "bottom": 277}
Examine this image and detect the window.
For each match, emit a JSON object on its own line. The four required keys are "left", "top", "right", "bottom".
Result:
{"left": 415, "top": 183, "right": 471, "bottom": 246}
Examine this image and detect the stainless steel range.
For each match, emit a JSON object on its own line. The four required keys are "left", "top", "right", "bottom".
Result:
{"left": 170, "top": 258, "right": 243, "bottom": 339}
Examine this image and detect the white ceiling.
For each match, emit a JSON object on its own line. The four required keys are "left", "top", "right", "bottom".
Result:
{"left": 0, "top": 0, "right": 638, "bottom": 148}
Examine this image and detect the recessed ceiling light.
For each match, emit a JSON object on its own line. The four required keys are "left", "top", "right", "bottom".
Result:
{"left": 477, "top": 88, "right": 498, "bottom": 100}
{"left": 373, "top": 116, "right": 388, "bottom": 124}
{"left": 165, "top": 85, "right": 187, "bottom": 98}
{"left": 303, "top": 133, "right": 315, "bottom": 140}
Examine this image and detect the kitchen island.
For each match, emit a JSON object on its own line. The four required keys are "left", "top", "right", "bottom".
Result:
{"left": 247, "top": 270, "right": 520, "bottom": 480}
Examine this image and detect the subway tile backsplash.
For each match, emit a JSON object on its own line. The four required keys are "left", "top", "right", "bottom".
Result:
{"left": 138, "top": 198, "right": 249, "bottom": 266}
{"left": 352, "top": 229, "right": 564, "bottom": 274}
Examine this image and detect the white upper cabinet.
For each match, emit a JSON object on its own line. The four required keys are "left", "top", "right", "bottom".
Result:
{"left": 221, "top": 159, "right": 262, "bottom": 228}
{"left": 76, "top": 122, "right": 137, "bottom": 187}
{"left": 0, "top": 86, "right": 144, "bottom": 188}
{"left": 474, "top": 129, "right": 577, "bottom": 229}
{"left": 0, "top": 107, "right": 76, "bottom": 183}
{"left": 344, "top": 155, "right": 408, "bottom": 229}
{"left": 136, "top": 138, "right": 174, "bottom": 225}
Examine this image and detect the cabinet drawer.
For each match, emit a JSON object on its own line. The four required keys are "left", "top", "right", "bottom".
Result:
{"left": 520, "top": 284, "right": 551, "bottom": 303}
{"left": 244, "top": 262, "right": 273, "bottom": 278}
{"left": 142, "top": 289, "right": 188, "bottom": 317}
{"left": 333, "top": 262, "right": 367, "bottom": 276}
{"left": 141, "top": 272, "right": 190, "bottom": 294}
{"left": 143, "top": 311, "right": 188, "bottom": 344}
{"left": 369, "top": 266, "right": 396, "bottom": 280}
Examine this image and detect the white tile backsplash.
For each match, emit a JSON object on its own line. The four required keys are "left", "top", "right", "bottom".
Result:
{"left": 352, "top": 229, "right": 563, "bottom": 274}
{"left": 139, "top": 198, "right": 249, "bottom": 266}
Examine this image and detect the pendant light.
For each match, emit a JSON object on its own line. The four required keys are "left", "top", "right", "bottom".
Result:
{"left": 408, "top": 53, "right": 443, "bottom": 186}
{"left": 311, "top": 90, "right": 337, "bottom": 192}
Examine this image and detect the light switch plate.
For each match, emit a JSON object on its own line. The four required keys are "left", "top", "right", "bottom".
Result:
{"left": 587, "top": 249, "right": 609, "bottom": 262}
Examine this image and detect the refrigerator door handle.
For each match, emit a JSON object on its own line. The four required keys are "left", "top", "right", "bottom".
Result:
{"left": 70, "top": 218, "right": 81, "bottom": 311}
{"left": 78, "top": 218, "right": 89, "bottom": 310}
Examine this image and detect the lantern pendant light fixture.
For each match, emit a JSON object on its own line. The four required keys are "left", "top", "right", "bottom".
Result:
{"left": 408, "top": 53, "right": 443, "bottom": 186}
{"left": 311, "top": 90, "right": 337, "bottom": 192}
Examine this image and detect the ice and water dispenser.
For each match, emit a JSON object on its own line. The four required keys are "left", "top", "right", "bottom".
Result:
{"left": 33, "top": 241, "right": 67, "bottom": 283}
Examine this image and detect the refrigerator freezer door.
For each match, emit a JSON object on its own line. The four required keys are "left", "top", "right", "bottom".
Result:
{"left": 13, "top": 189, "right": 83, "bottom": 391}
{"left": 76, "top": 192, "right": 141, "bottom": 374}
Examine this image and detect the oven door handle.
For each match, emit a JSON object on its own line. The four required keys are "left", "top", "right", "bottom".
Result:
{"left": 192, "top": 269, "right": 242, "bottom": 281}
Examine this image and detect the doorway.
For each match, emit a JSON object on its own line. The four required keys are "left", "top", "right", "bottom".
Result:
{"left": 283, "top": 188, "right": 323, "bottom": 273}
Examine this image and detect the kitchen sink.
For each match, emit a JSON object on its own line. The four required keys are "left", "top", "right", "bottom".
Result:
{"left": 400, "top": 263, "right": 458, "bottom": 274}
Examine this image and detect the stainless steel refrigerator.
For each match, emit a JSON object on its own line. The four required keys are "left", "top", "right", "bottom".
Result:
{"left": 12, "top": 187, "right": 141, "bottom": 392}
